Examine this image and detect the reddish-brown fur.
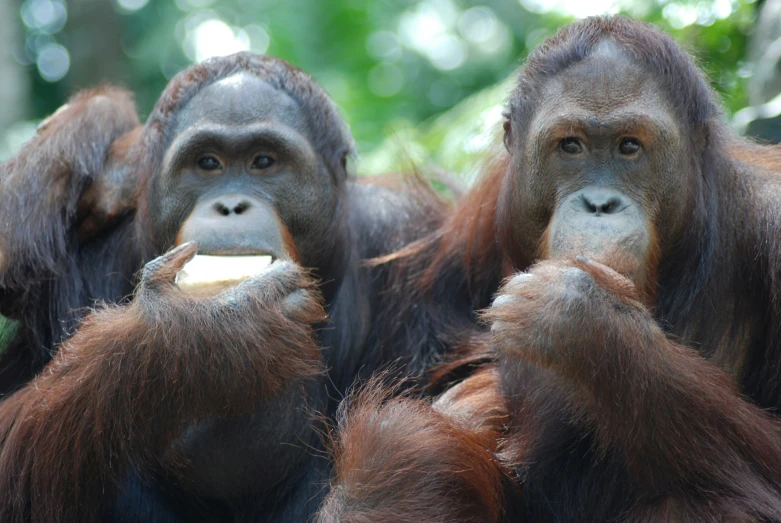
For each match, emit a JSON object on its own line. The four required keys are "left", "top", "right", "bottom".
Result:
{"left": 0, "top": 244, "right": 325, "bottom": 522}
{"left": 76, "top": 125, "right": 144, "bottom": 242}
{"left": 274, "top": 214, "right": 301, "bottom": 262}
{"left": 317, "top": 368, "right": 507, "bottom": 523}
{"left": 320, "top": 16, "right": 781, "bottom": 521}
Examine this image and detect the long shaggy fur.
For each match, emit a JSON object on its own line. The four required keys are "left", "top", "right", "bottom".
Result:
{"left": 0, "top": 53, "right": 448, "bottom": 521}
{"left": 317, "top": 369, "right": 507, "bottom": 523}
{"left": 321, "top": 16, "right": 781, "bottom": 521}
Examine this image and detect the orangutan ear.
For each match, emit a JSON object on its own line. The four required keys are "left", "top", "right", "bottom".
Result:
{"left": 503, "top": 119, "right": 512, "bottom": 152}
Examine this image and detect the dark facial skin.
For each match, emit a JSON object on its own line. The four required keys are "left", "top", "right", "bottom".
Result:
{"left": 507, "top": 41, "right": 692, "bottom": 288}
{"left": 125, "top": 72, "right": 346, "bottom": 506}
{"left": 148, "top": 72, "right": 340, "bottom": 266}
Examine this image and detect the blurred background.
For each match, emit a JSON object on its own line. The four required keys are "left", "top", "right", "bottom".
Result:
{"left": 2, "top": 0, "right": 781, "bottom": 181}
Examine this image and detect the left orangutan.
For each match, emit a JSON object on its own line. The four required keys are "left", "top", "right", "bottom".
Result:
{"left": 0, "top": 52, "right": 445, "bottom": 522}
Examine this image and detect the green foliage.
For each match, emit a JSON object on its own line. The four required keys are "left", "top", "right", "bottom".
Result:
{"left": 0, "top": 317, "right": 17, "bottom": 357}
{"left": 113, "top": 0, "right": 565, "bottom": 152}
{"left": 361, "top": 0, "right": 761, "bottom": 178}
{"left": 8, "top": 0, "right": 761, "bottom": 160}
{"left": 630, "top": 0, "right": 758, "bottom": 114}
{"left": 359, "top": 77, "right": 510, "bottom": 180}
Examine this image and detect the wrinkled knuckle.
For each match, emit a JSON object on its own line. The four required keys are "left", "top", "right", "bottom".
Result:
{"left": 281, "top": 288, "right": 313, "bottom": 311}
{"left": 491, "top": 293, "right": 515, "bottom": 310}
{"left": 273, "top": 260, "right": 298, "bottom": 274}
{"left": 257, "top": 261, "right": 298, "bottom": 285}
{"left": 504, "top": 272, "right": 534, "bottom": 293}
{"left": 511, "top": 272, "right": 534, "bottom": 285}
{"left": 214, "top": 290, "right": 242, "bottom": 308}
{"left": 140, "top": 259, "right": 164, "bottom": 283}
{"left": 276, "top": 262, "right": 313, "bottom": 289}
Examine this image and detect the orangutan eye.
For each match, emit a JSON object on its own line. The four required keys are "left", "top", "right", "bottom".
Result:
{"left": 619, "top": 138, "right": 642, "bottom": 156}
{"left": 252, "top": 155, "right": 275, "bottom": 170}
{"left": 560, "top": 137, "right": 583, "bottom": 155}
{"left": 197, "top": 155, "right": 222, "bottom": 172}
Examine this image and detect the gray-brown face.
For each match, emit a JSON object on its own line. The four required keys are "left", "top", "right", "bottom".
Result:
{"left": 146, "top": 72, "right": 343, "bottom": 267}
{"left": 508, "top": 41, "right": 692, "bottom": 286}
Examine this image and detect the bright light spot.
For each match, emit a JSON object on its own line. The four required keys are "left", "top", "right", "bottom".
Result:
{"left": 662, "top": 3, "right": 699, "bottom": 29}
{"left": 737, "top": 61, "right": 753, "bottom": 79}
{"left": 184, "top": 18, "right": 251, "bottom": 63}
{"left": 465, "top": 131, "right": 492, "bottom": 153}
{"left": 476, "top": 23, "right": 511, "bottom": 55}
{"left": 115, "top": 0, "right": 150, "bottom": 12}
{"left": 428, "top": 35, "right": 468, "bottom": 70}
{"left": 180, "top": 10, "right": 217, "bottom": 57}
{"left": 368, "top": 63, "right": 405, "bottom": 97}
{"left": 514, "top": 0, "right": 733, "bottom": 27}
{"left": 367, "top": 31, "right": 402, "bottom": 62}
{"left": 695, "top": 3, "right": 717, "bottom": 26}
{"left": 244, "top": 24, "right": 270, "bottom": 54}
{"left": 398, "top": 0, "right": 468, "bottom": 70}
{"left": 519, "top": 0, "right": 618, "bottom": 18}
{"left": 459, "top": 7, "right": 511, "bottom": 56}
{"left": 21, "top": 0, "right": 67, "bottom": 34}
{"left": 36, "top": 43, "right": 69, "bottom": 82}
{"left": 398, "top": 9, "right": 447, "bottom": 51}
{"left": 234, "top": 28, "right": 251, "bottom": 50}
{"left": 426, "top": 0, "right": 460, "bottom": 27}
{"left": 461, "top": 105, "right": 504, "bottom": 156}
{"left": 459, "top": 7, "right": 498, "bottom": 44}
{"left": 734, "top": 90, "right": 781, "bottom": 133}
{"left": 713, "top": 0, "right": 734, "bottom": 19}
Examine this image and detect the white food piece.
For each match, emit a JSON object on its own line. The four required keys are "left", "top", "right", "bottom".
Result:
{"left": 175, "top": 255, "right": 274, "bottom": 294}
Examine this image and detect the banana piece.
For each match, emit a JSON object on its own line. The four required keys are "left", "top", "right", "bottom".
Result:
{"left": 175, "top": 254, "right": 274, "bottom": 294}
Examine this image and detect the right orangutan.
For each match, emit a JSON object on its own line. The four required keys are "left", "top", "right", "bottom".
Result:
{"left": 318, "top": 16, "right": 781, "bottom": 522}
